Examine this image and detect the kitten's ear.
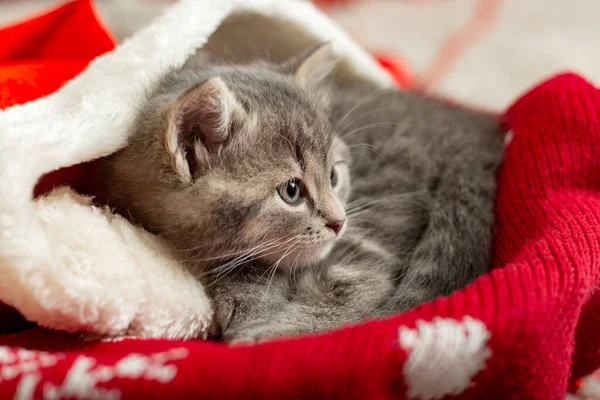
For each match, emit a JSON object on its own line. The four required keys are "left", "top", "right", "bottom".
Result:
{"left": 166, "top": 77, "right": 246, "bottom": 181}
{"left": 286, "top": 42, "right": 338, "bottom": 89}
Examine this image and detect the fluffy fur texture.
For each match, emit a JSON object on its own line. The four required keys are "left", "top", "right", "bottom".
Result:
{"left": 218, "top": 70, "right": 505, "bottom": 342}
{"left": 332, "top": 83, "right": 504, "bottom": 315}
{"left": 100, "top": 42, "right": 504, "bottom": 342}
{"left": 99, "top": 46, "right": 351, "bottom": 332}
{"left": 0, "top": 0, "right": 391, "bottom": 338}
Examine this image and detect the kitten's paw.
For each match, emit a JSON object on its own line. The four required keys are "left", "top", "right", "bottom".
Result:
{"left": 224, "top": 322, "right": 294, "bottom": 345}
{"left": 228, "top": 337, "right": 259, "bottom": 347}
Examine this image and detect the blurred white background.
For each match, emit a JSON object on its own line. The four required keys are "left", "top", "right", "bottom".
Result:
{"left": 1, "top": 0, "right": 599, "bottom": 110}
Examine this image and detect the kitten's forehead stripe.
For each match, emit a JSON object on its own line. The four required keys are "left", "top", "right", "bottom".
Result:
{"left": 295, "top": 143, "right": 304, "bottom": 171}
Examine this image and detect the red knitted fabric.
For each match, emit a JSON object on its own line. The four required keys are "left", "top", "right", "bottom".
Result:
{"left": 1, "top": 2, "right": 599, "bottom": 399}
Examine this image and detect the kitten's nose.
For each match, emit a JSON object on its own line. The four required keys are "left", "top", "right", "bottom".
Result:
{"left": 326, "top": 218, "right": 345, "bottom": 235}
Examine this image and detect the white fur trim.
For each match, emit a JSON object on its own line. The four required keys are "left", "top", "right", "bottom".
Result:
{"left": 0, "top": 0, "right": 391, "bottom": 337}
{"left": 575, "top": 370, "right": 600, "bottom": 399}
{"left": 399, "top": 317, "right": 492, "bottom": 400}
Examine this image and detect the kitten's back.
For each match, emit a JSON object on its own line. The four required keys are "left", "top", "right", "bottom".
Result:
{"left": 330, "top": 83, "right": 505, "bottom": 313}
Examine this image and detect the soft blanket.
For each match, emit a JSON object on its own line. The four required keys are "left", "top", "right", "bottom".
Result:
{"left": 0, "top": 1, "right": 598, "bottom": 399}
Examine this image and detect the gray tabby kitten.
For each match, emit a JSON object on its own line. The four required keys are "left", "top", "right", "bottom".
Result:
{"left": 100, "top": 44, "right": 504, "bottom": 342}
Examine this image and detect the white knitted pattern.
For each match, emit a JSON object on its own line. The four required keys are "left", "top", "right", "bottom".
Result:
{"left": 399, "top": 317, "right": 492, "bottom": 399}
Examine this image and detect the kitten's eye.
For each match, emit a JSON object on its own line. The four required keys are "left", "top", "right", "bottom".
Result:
{"left": 278, "top": 179, "right": 303, "bottom": 205}
{"left": 330, "top": 166, "right": 338, "bottom": 188}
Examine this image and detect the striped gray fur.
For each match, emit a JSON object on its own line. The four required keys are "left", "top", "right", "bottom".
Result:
{"left": 99, "top": 44, "right": 504, "bottom": 342}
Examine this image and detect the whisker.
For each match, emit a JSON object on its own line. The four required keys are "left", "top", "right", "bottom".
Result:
{"left": 332, "top": 89, "right": 390, "bottom": 133}
{"left": 179, "top": 236, "right": 282, "bottom": 264}
{"left": 338, "top": 107, "right": 406, "bottom": 134}
{"left": 340, "top": 122, "right": 399, "bottom": 141}
{"left": 211, "top": 236, "right": 299, "bottom": 273}
{"left": 348, "top": 143, "right": 386, "bottom": 163}
{"left": 202, "top": 236, "right": 302, "bottom": 285}
{"left": 348, "top": 147, "right": 385, "bottom": 168}
{"left": 182, "top": 233, "right": 297, "bottom": 264}
{"left": 262, "top": 241, "right": 302, "bottom": 298}
{"left": 289, "top": 249, "right": 304, "bottom": 285}
{"left": 346, "top": 194, "right": 426, "bottom": 216}
{"left": 256, "top": 237, "right": 301, "bottom": 280}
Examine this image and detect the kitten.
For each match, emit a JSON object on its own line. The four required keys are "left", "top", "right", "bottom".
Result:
{"left": 218, "top": 56, "right": 505, "bottom": 342}
{"left": 100, "top": 44, "right": 504, "bottom": 342}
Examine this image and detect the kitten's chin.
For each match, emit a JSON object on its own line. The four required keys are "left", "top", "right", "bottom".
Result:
{"left": 259, "top": 241, "right": 336, "bottom": 270}
{"left": 316, "top": 242, "right": 335, "bottom": 261}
